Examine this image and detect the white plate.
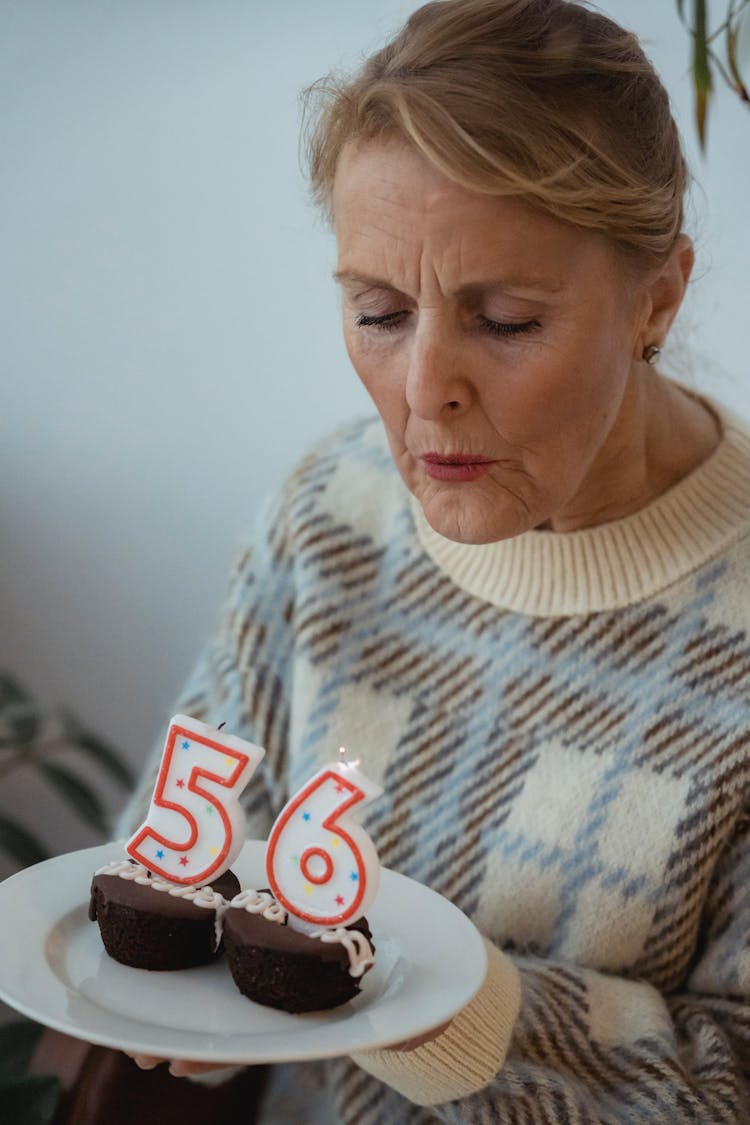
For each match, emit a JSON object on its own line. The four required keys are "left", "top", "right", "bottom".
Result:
{"left": 0, "top": 840, "right": 486, "bottom": 1063}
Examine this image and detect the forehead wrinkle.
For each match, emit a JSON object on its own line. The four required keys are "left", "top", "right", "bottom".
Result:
{"left": 341, "top": 175, "right": 432, "bottom": 237}
{"left": 333, "top": 263, "right": 565, "bottom": 301}
{"left": 338, "top": 224, "right": 474, "bottom": 303}
{"left": 335, "top": 139, "right": 590, "bottom": 291}
{"left": 337, "top": 207, "right": 568, "bottom": 301}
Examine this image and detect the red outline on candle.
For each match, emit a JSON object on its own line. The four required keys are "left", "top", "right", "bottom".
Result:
{"left": 126, "top": 723, "right": 251, "bottom": 885}
{"left": 266, "top": 769, "right": 367, "bottom": 926}
{"left": 300, "top": 846, "right": 334, "bottom": 885}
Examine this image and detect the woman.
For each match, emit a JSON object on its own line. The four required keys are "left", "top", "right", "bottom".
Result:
{"left": 125, "top": 0, "right": 750, "bottom": 1120}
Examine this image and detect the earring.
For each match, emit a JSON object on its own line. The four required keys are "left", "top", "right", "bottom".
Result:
{"left": 642, "top": 344, "right": 661, "bottom": 365}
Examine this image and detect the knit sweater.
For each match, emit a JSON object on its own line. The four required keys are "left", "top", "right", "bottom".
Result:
{"left": 125, "top": 397, "right": 750, "bottom": 1123}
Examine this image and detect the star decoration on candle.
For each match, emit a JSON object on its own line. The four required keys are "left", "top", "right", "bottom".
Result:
{"left": 264, "top": 753, "right": 382, "bottom": 931}
{"left": 125, "top": 714, "right": 266, "bottom": 886}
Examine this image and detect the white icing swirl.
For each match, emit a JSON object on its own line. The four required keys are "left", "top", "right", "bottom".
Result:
{"left": 228, "top": 888, "right": 287, "bottom": 924}
{"left": 94, "top": 860, "right": 226, "bottom": 910}
{"left": 309, "top": 926, "right": 375, "bottom": 978}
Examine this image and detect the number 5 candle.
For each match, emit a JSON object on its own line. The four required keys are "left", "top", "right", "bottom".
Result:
{"left": 126, "top": 715, "right": 264, "bottom": 886}
{"left": 265, "top": 749, "right": 383, "bottom": 933}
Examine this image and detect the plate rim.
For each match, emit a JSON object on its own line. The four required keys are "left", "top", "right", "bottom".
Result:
{"left": 0, "top": 841, "right": 487, "bottom": 1062}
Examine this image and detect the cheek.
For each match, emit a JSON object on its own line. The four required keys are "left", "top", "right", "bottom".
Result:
{"left": 343, "top": 329, "right": 408, "bottom": 431}
{"left": 477, "top": 356, "right": 587, "bottom": 443}
{"left": 486, "top": 324, "right": 631, "bottom": 442}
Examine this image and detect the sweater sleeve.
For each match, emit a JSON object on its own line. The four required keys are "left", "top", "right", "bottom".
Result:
{"left": 351, "top": 810, "right": 750, "bottom": 1120}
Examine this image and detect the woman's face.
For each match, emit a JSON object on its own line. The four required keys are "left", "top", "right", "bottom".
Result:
{"left": 332, "top": 139, "right": 656, "bottom": 544}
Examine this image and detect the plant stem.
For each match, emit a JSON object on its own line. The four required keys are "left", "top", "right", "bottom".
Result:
{"left": 706, "top": 0, "right": 750, "bottom": 45}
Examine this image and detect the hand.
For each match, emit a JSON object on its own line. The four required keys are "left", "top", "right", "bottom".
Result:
{"left": 125, "top": 1052, "right": 236, "bottom": 1078}
{"left": 126, "top": 1020, "right": 453, "bottom": 1075}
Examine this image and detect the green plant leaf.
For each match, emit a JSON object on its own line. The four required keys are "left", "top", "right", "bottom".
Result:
{"left": 0, "top": 674, "right": 31, "bottom": 709}
{"left": 0, "top": 1074, "right": 61, "bottom": 1125}
{"left": 73, "top": 733, "right": 135, "bottom": 788}
{"left": 726, "top": 8, "right": 750, "bottom": 102}
{"left": 0, "top": 703, "right": 40, "bottom": 744}
{"left": 38, "top": 761, "right": 108, "bottom": 834}
{"left": 0, "top": 1019, "right": 45, "bottom": 1080}
{"left": 0, "top": 814, "right": 50, "bottom": 868}
{"left": 692, "top": 0, "right": 713, "bottom": 150}
{"left": 61, "top": 710, "right": 134, "bottom": 789}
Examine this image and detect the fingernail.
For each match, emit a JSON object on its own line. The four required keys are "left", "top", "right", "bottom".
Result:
{"left": 134, "top": 1056, "right": 157, "bottom": 1070}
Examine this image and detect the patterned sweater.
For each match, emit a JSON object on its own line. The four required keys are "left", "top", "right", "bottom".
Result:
{"left": 125, "top": 398, "right": 750, "bottom": 1123}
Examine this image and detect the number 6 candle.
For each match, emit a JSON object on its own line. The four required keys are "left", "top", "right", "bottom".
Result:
{"left": 126, "top": 715, "right": 264, "bottom": 885}
{"left": 265, "top": 749, "right": 383, "bottom": 933}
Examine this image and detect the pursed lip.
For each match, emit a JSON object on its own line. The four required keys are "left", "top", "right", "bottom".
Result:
{"left": 419, "top": 452, "right": 497, "bottom": 482}
{"left": 421, "top": 452, "right": 496, "bottom": 466}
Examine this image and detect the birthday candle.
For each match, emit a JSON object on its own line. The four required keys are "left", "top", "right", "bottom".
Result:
{"left": 266, "top": 750, "right": 382, "bottom": 933}
{"left": 126, "top": 715, "right": 264, "bottom": 885}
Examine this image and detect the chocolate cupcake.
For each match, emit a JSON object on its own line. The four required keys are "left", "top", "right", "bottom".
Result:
{"left": 89, "top": 860, "right": 240, "bottom": 970}
{"left": 222, "top": 889, "right": 375, "bottom": 1013}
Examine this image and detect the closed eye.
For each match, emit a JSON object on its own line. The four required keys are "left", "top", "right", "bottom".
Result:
{"left": 354, "top": 311, "right": 540, "bottom": 337}
{"left": 355, "top": 311, "right": 405, "bottom": 332}
{"left": 478, "top": 315, "right": 541, "bottom": 337}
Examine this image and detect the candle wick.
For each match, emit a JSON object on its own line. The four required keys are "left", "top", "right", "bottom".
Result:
{"left": 217, "top": 722, "right": 227, "bottom": 731}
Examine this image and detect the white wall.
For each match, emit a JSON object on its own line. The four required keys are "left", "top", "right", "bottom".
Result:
{"left": 2, "top": 1, "right": 749, "bottom": 853}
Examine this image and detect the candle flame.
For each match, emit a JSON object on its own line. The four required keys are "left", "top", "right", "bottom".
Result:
{"left": 337, "top": 747, "right": 360, "bottom": 770}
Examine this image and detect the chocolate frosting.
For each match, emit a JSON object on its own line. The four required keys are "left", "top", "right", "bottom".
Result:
{"left": 223, "top": 905, "right": 373, "bottom": 962}
{"left": 88, "top": 867, "right": 240, "bottom": 923}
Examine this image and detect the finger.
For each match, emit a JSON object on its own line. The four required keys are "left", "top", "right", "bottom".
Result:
{"left": 127, "top": 1052, "right": 165, "bottom": 1069}
{"left": 168, "top": 1060, "right": 235, "bottom": 1077}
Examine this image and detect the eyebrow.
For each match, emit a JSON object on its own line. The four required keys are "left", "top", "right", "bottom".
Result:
{"left": 332, "top": 269, "right": 564, "bottom": 298}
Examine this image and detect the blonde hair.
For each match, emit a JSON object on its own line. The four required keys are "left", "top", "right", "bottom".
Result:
{"left": 302, "top": 0, "right": 688, "bottom": 269}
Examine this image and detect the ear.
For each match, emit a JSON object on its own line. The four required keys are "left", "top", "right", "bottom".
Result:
{"left": 636, "top": 234, "right": 694, "bottom": 355}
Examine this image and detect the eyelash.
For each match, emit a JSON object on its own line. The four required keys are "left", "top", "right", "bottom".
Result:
{"left": 354, "top": 311, "right": 540, "bottom": 337}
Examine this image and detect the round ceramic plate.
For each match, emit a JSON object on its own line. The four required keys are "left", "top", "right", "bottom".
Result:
{"left": 0, "top": 840, "right": 486, "bottom": 1063}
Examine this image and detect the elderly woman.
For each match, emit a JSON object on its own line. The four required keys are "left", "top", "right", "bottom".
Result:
{"left": 124, "top": 0, "right": 750, "bottom": 1121}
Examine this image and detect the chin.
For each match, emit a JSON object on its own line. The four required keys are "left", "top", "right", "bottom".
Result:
{"left": 419, "top": 493, "right": 532, "bottom": 545}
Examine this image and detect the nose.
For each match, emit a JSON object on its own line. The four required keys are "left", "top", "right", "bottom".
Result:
{"left": 405, "top": 320, "right": 472, "bottom": 420}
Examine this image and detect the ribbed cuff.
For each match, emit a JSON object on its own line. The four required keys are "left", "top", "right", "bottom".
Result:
{"left": 350, "top": 939, "right": 520, "bottom": 1106}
